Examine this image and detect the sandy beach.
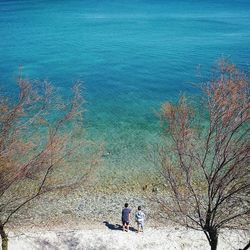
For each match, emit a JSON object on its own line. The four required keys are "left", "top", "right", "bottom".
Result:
{"left": 2, "top": 190, "right": 248, "bottom": 250}
{"left": 7, "top": 225, "right": 249, "bottom": 250}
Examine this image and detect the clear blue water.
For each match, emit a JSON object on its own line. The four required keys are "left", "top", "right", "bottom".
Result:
{"left": 1, "top": 0, "right": 250, "bottom": 175}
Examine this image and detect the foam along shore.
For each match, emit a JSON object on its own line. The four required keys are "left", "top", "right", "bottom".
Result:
{"left": 7, "top": 226, "right": 249, "bottom": 250}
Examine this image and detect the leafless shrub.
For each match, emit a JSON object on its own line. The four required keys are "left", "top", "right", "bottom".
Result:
{"left": 156, "top": 60, "right": 250, "bottom": 250}
{"left": 0, "top": 70, "right": 102, "bottom": 250}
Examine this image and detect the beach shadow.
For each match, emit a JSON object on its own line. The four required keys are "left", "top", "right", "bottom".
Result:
{"left": 103, "top": 221, "right": 123, "bottom": 231}
{"left": 128, "top": 226, "right": 137, "bottom": 232}
{"left": 103, "top": 221, "right": 137, "bottom": 232}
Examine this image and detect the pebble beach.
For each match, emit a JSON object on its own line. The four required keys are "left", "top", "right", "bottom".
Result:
{"left": 4, "top": 190, "right": 249, "bottom": 250}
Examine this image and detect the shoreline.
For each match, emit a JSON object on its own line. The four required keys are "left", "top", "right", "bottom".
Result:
{"left": 4, "top": 189, "right": 249, "bottom": 250}
{"left": 7, "top": 225, "right": 249, "bottom": 250}
{"left": 2, "top": 185, "right": 249, "bottom": 250}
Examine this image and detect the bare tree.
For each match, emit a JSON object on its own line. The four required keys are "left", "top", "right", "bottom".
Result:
{"left": 156, "top": 60, "right": 250, "bottom": 250}
{"left": 0, "top": 71, "right": 101, "bottom": 250}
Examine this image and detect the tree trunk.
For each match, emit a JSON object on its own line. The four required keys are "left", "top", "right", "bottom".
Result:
{"left": 208, "top": 228, "right": 218, "bottom": 250}
{"left": 0, "top": 225, "right": 8, "bottom": 250}
{"left": 241, "top": 240, "right": 250, "bottom": 250}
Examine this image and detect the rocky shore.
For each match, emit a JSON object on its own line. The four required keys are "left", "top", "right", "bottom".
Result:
{"left": 8, "top": 226, "right": 249, "bottom": 250}
{"left": 4, "top": 188, "right": 250, "bottom": 250}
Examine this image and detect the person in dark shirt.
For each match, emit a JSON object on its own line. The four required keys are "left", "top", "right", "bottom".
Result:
{"left": 121, "top": 203, "right": 131, "bottom": 232}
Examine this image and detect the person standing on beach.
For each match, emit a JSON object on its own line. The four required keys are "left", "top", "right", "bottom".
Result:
{"left": 135, "top": 206, "right": 145, "bottom": 233}
{"left": 121, "top": 203, "right": 131, "bottom": 232}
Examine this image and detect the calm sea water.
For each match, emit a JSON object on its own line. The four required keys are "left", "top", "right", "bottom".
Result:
{"left": 1, "top": 0, "right": 250, "bottom": 175}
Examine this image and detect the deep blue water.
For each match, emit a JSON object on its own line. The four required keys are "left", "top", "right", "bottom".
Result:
{"left": 1, "top": 0, "right": 250, "bottom": 173}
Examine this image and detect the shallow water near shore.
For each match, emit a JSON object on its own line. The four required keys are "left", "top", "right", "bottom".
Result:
{"left": 0, "top": 0, "right": 250, "bottom": 178}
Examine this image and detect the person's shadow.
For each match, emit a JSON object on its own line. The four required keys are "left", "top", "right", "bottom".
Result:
{"left": 103, "top": 221, "right": 137, "bottom": 232}
{"left": 103, "top": 221, "right": 122, "bottom": 231}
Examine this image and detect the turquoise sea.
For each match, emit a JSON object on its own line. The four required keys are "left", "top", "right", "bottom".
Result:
{"left": 1, "top": 0, "right": 250, "bottom": 180}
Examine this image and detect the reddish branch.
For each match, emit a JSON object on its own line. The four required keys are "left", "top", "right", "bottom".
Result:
{"left": 158, "top": 60, "right": 249, "bottom": 250}
{"left": 0, "top": 73, "right": 101, "bottom": 250}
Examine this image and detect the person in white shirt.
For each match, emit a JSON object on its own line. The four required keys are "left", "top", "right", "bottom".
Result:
{"left": 135, "top": 206, "right": 145, "bottom": 233}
